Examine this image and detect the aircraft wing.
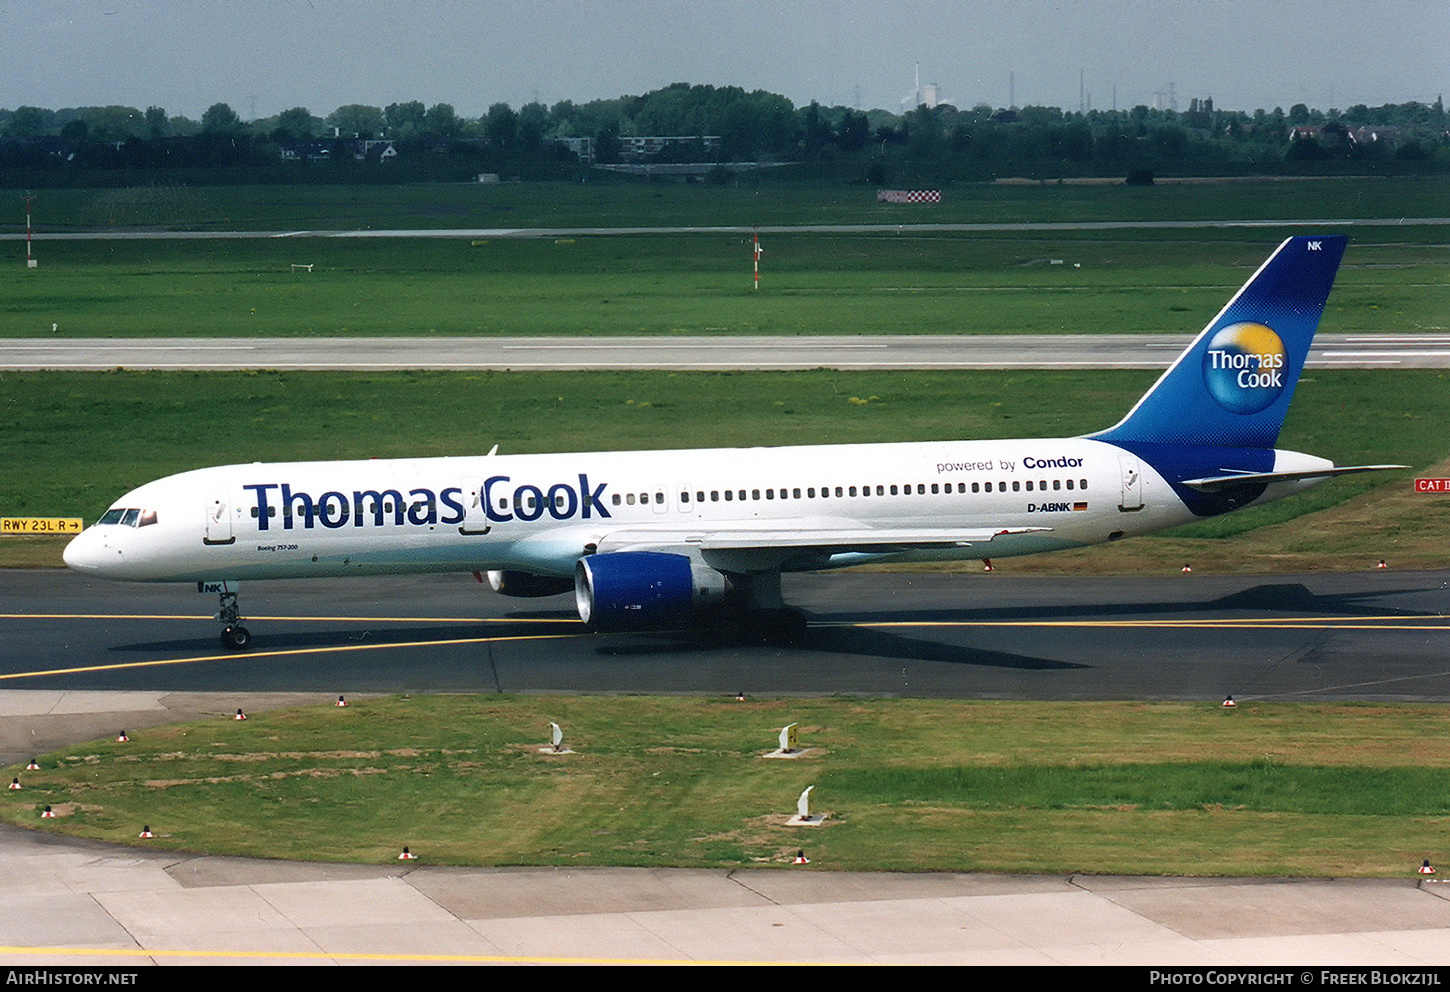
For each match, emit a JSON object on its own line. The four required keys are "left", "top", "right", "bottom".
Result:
{"left": 596, "top": 525, "right": 1051, "bottom": 555}
{"left": 1180, "top": 464, "right": 1405, "bottom": 492}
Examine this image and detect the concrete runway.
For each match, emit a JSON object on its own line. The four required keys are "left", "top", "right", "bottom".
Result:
{"left": 5, "top": 333, "right": 1450, "bottom": 371}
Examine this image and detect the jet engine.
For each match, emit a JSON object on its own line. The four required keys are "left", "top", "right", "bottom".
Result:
{"left": 574, "top": 551, "right": 729, "bottom": 631}
{"left": 486, "top": 569, "right": 574, "bottom": 598}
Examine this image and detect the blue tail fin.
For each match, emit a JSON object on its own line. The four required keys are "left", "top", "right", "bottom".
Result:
{"left": 1091, "top": 235, "right": 1347, "bottom": 449}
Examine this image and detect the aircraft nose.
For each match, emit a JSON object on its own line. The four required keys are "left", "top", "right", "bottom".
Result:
{"left": 62, "top": 528, "right": 114, "bottom": 573}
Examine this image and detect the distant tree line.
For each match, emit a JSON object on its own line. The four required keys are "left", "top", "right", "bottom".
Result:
{"left": 1, "top": 82, "right": 1445, "bottom": 185}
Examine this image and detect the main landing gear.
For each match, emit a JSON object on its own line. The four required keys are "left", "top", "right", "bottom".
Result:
{"left": 215, "top": 585, "right": 251, "bottom": 650}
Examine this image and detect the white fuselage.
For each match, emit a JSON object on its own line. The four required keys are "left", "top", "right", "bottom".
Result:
{"left": 61, "top": 436, "right": 1328, "bottom": 585}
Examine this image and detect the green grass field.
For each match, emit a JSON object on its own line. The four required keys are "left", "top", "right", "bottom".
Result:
{"left": 7, "top": 175, "right": 1450, "bottom": 231}
{"left": 5, "top": 232, "right": 1448, "bottom": 338}
{"left": 5, "top": 696, "right": 1449, "bottom": 875}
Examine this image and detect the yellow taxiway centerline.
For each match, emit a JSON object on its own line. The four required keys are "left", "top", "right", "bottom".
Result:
{"left": 0, "top": 632, "right": 586, "bottom": 682}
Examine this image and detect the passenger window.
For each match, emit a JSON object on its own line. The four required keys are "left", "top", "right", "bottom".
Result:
{"left": 1081, "top": 479, "right": 1088, "bottom": 489}
{"left": 1025, "top": 481, "right": 1033, "bottom": 491}
{"left": 724, "top": 490, "right": 733, "bottom": 501}
{"left": 626, "top": 494, "right": 636, "bottom": 505}
{"left": 1012, "top": 481, "right": 1021, "bottom": 492}
{"left": 1054, "top": 480, "right": 1062, "bottom": 490}
{"left": 793, "top": 488, "right": 801, "bottom": 499}
{"left": 931, "top": 484, "right": 939, "bottom": 494}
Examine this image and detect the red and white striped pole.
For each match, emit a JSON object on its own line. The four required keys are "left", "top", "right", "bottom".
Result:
{"left": 753, "top": 229, "right": 760, "bottom": 290}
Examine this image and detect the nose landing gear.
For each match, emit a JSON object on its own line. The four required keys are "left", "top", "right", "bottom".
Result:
{"left": 213, "top": 584, "right": 251, "bottom": 650}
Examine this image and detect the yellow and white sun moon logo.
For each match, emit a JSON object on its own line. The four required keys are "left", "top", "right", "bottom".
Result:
{"left": 1202, "top": 322, "right": 1287, "bottom": 414}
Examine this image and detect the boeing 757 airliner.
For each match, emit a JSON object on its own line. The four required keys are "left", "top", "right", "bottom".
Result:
{"left": 64, "top": 236, "right": 1399, "bottom": 648}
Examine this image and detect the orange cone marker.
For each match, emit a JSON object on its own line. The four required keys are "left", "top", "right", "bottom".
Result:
{"left": 1223, "top": 695, "right": 1237, "bottom": 708}
{"left": 26, "top": 759, "right": 39, "bottom": 771}
{"left": 1182, "top": 565, "right": 1192, "bottom": 573}
{"left": 41, "top": 805, "right": 54, "bottom": 818}
{"left": 336, "top": 696, "right": 348, "bottom": 707}
{"left": 8, "top": 778, "right": 19, "bottom": 790}
{"left": 793, "top": 850, "right": 809, "bottom": 864}
{"left": 234, "top": 708, "right": 246, "bottom": 721}
{"left": 398, "top": 846, "right": 417, "bottom": 860}
{"left": 139, "top": 825, "right": 154, "bottom": 838}
{"left": 1420, "top": 859, "right": 1436, "bottom": 875}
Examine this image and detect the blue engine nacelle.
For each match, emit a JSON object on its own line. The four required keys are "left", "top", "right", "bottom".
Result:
{"left": 574, "top": 552, "right": 729, "bottom": 631}
{"left": 487, "top": 569, "right": 574, "bottom": 598}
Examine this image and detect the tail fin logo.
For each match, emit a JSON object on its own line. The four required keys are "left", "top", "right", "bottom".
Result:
{"left": 1202, "top": 322, "right": 1287, "bottom": 414}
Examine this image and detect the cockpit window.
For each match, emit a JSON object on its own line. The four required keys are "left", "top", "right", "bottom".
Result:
{"left": 98, "top": 508, "right": 158, "bottom": 527}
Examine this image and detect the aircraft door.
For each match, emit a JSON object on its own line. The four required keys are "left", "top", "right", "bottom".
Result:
{"left": 204, "top": 489, "right": 235, "bottom": 544}
{"left": 459, "top": 478, "right": 491, "bottom": 535}
{"left": 1118, "top": 454, "right": 1144, "bottom": 512}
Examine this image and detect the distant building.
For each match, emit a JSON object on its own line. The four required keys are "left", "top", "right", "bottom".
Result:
{"left": 555, "top": 136, "right": 594, "bottom": 163}
{"left": 616, "top": 135, "right": 722, "bottom": 162}
{"left": 1348, "top": 125, "right": 1400, "bottom": 146}
{"left": 354, "top": 139, "right": 397, "bottom": 162}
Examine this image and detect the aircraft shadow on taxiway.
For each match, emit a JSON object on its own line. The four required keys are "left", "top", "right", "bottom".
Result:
{"left": 99, "top": 580, "right": 1437, "bottom": 676}
{"left": 590, "top": 579, "right": 1444, "bottom": 671}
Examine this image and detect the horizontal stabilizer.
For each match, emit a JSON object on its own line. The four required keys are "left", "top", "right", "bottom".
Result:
{"left": 1180, "top": 464, "right": 1405, "bottom": 492}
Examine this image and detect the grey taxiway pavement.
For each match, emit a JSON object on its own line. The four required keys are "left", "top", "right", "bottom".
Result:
{"left": 5, "top": 332, "right": 1450, "bottom": 372}
{"left": 4, "top": 568, "right": 1450, "bottom": 965}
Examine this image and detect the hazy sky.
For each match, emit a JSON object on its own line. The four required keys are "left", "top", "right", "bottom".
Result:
{"left": 6, "top": 1, "right": 1446, "bottom": 120}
